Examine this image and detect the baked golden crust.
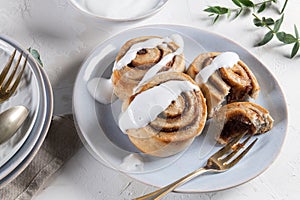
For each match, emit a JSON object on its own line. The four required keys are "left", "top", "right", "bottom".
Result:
{"left": 122, "top": 72, "right": 207, "bottom": 157}
{"left": 112, "top": 36, "right": 185, "bottom": 100}
{"left": 213, "top": 102, "right": 273, "bottom": 144}
{"left": 187, "top": 52, "right": 260, "bottom": 118}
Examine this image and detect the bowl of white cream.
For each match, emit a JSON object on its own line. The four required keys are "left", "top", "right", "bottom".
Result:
{"left": 68, "top": 0, "right": 168, "bottom": 22}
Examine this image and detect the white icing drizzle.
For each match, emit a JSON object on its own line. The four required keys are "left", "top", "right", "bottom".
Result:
{"left": 118, "top": 80, "right": 199, "bottom": 133}
{"left": 119, "top": 153, "right": 144, "bottom": 171}
{"left": 195, "top": 52, "right": 240, "bottom": 83}
{"left": 87, "top": 77, "right": 117, "bottom": 104}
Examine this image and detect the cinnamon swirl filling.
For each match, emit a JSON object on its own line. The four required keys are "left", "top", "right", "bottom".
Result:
{"left": 112, "top": 35, "right": 185, "bottom": 100}
{"left": 187, "top": 52, "right": 260, "bottom": 118}
{"left": 213, "top": 102, "right": 273, "bottom": 144}
{"left": 121, "top": 72, "right": 207, "bottom": 157}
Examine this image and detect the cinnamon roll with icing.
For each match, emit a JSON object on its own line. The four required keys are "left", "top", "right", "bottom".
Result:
{"left": 112, "top": 34, "right": 185, "bottom": 100}
{"left": 212, "top": 102, "right": 273, "bottom": 144}
{"left": 187, "top": 52, "right": 260, "bottom": 118}
{"left": 119, "top": 72, "right": 207, "bottom": 157}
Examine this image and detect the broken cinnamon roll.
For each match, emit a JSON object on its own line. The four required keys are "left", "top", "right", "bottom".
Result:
{"left": 187, "top": 52, "right": 260, "bottom": 118}
{"left": 213, "top": 102, "right": 273, "bottom": 144}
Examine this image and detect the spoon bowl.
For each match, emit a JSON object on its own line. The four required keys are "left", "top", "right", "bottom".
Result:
{"left": 0, "top": 106, "right": 29, "bottom": 144}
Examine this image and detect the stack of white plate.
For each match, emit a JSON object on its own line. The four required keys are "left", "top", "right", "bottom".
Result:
{"left": 0, "top": 35, "right": 53, "bottom": 187}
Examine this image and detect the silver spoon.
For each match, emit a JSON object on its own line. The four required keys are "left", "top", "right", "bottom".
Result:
{"left": 0, "top": 106, "right": 29, "bottom": 144}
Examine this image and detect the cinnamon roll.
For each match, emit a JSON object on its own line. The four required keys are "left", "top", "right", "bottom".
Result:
{"left": 187, "top": 52, "right": 260, "bottom": 118}
{"left": 119, "top": 72, "right": 207, "bottom": 157}
{"left": 212, "top": 102, "right": 273, "bottom": 144}
{"left": 112, "top": 35, "right": 185, "bottom": 100}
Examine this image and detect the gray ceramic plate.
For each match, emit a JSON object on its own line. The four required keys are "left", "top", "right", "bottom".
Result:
{"left": 73, "top": 25, "right": 288, "bottom": 192}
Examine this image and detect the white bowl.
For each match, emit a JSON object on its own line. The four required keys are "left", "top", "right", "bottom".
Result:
{"left": 68, "top": 0, "right": 168, "bottom": 22}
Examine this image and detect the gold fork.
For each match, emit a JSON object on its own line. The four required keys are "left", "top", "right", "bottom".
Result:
{"left": 134, "top": 132, "right": 258, "bottom": 200}
{"left": 0, "top": 49, "right": 27, "bottom": 103}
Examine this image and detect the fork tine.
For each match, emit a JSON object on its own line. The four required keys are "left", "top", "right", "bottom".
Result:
{"left": 221, "top": 134, "right": 253, "bottom": 163}
{"left": 226, "top": 138, "right": 258, "bottom": 168}
{"left": 2, "top": 52, "right": 22, "bottom": 91}
{"left": 8, "top": 55, "right": 27, "bottom": 95}
{"left": 213, "top": 131, "right": 248, "bottom": 158}
{"left": 0, "top": 49, "right": 16, "bottom": 86}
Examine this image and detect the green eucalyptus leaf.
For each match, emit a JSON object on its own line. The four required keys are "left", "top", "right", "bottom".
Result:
{"left": 276, "top": 32, "right": 297, "bottom": 44}
{"left": 227, "top": 9, "right": 232, "bottom": 18}
{"left": 204, "top": 6, "right": 229, "bottom": 15}
{"left": 294, "top": 24, "right": 299, "bottom": 39}
{"left": 232, "top": 0, "right": 242, "bottom": 7}
{"left": 291, "top": 41, "right": 299, "bottom": 58}
{"left": 257, "top": 2, "right": 266, "bottom": 13}
{"left": 253, "top": 18, "right": 263, "bottom": 27}
{"left": 276, "top": 32, "right": 284, "bottom": 41}
{"left": 239, "top": 0, "right": 254, "bottom": 7}
{"left": 283, "top": 34, "right": 297, "bottom": 44}
{"left": 273, "top": 15, "right": 284, "bottom": 33}
{"left": 28, "top": 48, "right": 43, "bottom": 67}
{"left": 204, "top": 7, "right": 218, "bottom": 14}
{"left": 257, "top": 31, "right": 274, "bottom": 46}
{"left": 263, "top": 18, "right": 275, "bottom": 26}
{"left": 234, "top": 8, "right": 243, "bottom": 19}
{"left": 213, "top": 15, "right": 220, "bottom": 23}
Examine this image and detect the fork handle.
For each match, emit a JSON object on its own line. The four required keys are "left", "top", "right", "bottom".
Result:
{"left": 133, "top": 167, "right": 210, "bottom": 200}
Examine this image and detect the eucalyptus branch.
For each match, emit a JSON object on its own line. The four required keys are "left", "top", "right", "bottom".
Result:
{"left": 253, "top": 14, "right": 299, "bottom": 58}
{"left": 204, "top": 0, "right": 298, "bottom": 58}
{"left": 204, "top": 0, "right": 278, "bottom": 23}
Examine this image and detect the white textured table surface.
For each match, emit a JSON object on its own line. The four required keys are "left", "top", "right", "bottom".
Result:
{"left": 1, "top": 0, "right": 299, "bottom": 199}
